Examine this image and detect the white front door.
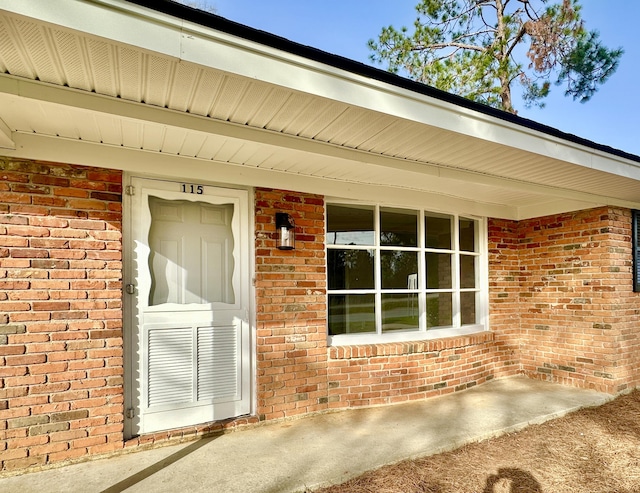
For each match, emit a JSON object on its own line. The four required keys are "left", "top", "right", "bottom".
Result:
{"left": 125, "top": 177, "right": 251, "bottom": 436}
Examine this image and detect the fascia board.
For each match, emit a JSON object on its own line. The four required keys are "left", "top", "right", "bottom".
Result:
{"left": 2, "top": 0, "right": 639, "bottom": 182}
{"left": 0, "top": 0, "right": 182, "bottom": 58}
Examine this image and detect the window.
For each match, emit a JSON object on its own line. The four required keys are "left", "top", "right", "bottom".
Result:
{"left": 327, "top": 203, "right": 485, "bottom": 343}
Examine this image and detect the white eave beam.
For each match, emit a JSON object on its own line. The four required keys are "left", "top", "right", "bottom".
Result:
{"left": 0, "top": 117, "right": 14, "bottom": 149}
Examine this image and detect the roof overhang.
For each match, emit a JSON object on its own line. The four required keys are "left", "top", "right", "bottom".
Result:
{"left": 1, "top": 0, "right": 639, "bottom": 220}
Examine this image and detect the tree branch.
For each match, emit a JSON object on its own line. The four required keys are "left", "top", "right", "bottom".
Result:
{"left": 504, "top": 24, "right": 528, "bottom": 59}
{"left": 412, "top": 42, "right": 486, "bottom": 53}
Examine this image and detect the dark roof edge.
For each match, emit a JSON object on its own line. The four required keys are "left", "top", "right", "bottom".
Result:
{"left": 126, "top": 0, "right": 640, "bottom": 164}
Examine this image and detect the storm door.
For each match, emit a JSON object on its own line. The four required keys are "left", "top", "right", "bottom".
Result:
{"left": 125, "top": 177, "right": 251, "bottom": 436}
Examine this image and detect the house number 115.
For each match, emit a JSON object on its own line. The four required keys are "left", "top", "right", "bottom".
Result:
{"left": 181, "top": 184, "right": 204, "bottom": 194}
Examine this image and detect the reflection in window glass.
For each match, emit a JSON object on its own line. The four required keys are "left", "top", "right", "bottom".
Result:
{"left": 327, "top": 204, "right": 374, "bottom": 246}
{"left": 327, "top": 203, "right": 484, "bottom": 337}
{"left": 461, "top": 291, "right": 477, "bottom": 325}
{"left": 459, "top": 218, "right": 477, "bottom": 252}
{"left": 327, "top": 249, "right": 375, "bottom": 290}
{"left": 426, "top": 292, "right": 452, "bottom": 328}
{"left": 460, "top": 254, "right": 476, "bottom": 289}
{"left": 425, "top": 253, "right": 452, "bottom": 289}
{"left": 380, "top": 251, "right": 418, "bottom": 289}
{"left": 425, "top": 214, "right": 452, "bottom": 249}
{"left": 380, "top": 208, "right": 418, "bottom": 246}
{"left": 382, "top": 294, "right": 419, "bottom": 332}
{"left": 328, "top": 294, "right": 376, "bottom": 335}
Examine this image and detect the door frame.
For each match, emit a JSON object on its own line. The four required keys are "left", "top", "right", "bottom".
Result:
{"left": 123, "top": 173, "right": 256, "bottom": 439}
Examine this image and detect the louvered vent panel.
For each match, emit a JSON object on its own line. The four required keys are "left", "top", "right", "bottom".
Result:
{"left": 265, "top": 92, "right": 313, "bottom": 132}
{"left": 247, "top": 86, "right": 291, "bottom": 128}
{"left": 189, "top": 70, "right": 225, "bottom": 116}
{"left": 118, "top": 46, "right": 143, "bottom": 102}
{"left": 168, "top": 62, "right": 199, "bottom": 112}
{"left": 0, "top": 17, "right": 31, "bottom": 76}
{"left": 293, "top": 102, "right": 347, "bottom": 139}
{"left": 197, "top": 325, "right": 238, "bottom": 401}
{"left": 341, "top": 114, "right": 396, "bottom": 150}
{"left": 315, "top": 107, "right": 369, "bottom": 143}
{"left": 52, "top": 29, "right": 91, "bottom": 90}
{"left": 13, "top": 20, "right": 62, "bottom": 84}
{"left": 145, "top": 54, "right": 172, "bottom": 107}
{"left": 228, "top": 81, "right": 271, "bottom": 125}
{"left": 209, "top": 76, "right": 248, "bottom": 121}
{"left": 147, "top": 327, "right": 194, "bottom": 407}
{"left": 87, "top": 39, "right": 117, "bottom": 96}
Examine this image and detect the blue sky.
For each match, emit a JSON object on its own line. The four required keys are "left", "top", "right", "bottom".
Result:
{"left": 200, "top": 0, "right": 639, "bottom": 156}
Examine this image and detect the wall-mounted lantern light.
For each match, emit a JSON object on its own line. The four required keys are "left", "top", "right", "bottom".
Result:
{"left": 276, "top": 212, "right": 295, "bottom": 250}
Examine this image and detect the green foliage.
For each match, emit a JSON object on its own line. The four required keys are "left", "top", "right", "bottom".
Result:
{"left": 368, "top": 0, "right": 622, "bottom": 113}
{"left": 559, "top": 30, "right": 623, "bottom": 102}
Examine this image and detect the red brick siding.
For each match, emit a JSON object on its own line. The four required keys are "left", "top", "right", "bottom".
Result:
{"left": 489, "top": 207, "right": 640, "bottom": 393}
{"left": 327, "top": 332, "right": 505, "bottom": 407}
{"left": 0, "top": 157, "right": 124, "bottom": 472}
{"left": 488, "top": 217, "right": 526, "bottom": 373}
{"left": 254, "top": 189, "right": 329, "bottom": 420}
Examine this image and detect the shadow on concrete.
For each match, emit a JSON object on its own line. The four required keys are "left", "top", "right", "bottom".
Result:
{"left": 99, "top": 437, "right": 215, "bottom": 493}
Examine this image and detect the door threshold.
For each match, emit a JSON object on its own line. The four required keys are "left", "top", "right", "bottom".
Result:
{"left": 125, "top": 415, "right": 260, "bottom": 450}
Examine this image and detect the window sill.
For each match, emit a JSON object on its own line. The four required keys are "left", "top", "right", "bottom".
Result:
{"left": 328, "top": 328, "right": 493, "bottom": 360}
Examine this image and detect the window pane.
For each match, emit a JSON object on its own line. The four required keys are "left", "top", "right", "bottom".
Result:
{"left": 327, "top": 204, "right": 374, "bottom": 246}
{"left": 328, "top": 294, "right": 376, "bottom": 335}
{"left": 426, "top": 292, "right": 452, "bottom": 328}
{"left": 328, "top": 249, "right": 375, "bottom": 290}
{"left": 425, "top": 214, "right": 452, "bottom": 249}
{"left": 425, "top": 253, "right": 452, "bottom": 289}
{"left": 459, "top": 218, "right": 477, "bottom": 252}
{"left": 380, "top": 208, "right": 418, "bottom": 246}
{"left": 460, "top": 254, "right": 476, "bottom": 289}
{"left": 382, "top": 294, "right": 419, "bottom": 332}
{"left": 148, "top": 197, "right": 235, "bottom": 305}
{"left": 461, "top": 291, "right": 477, "bottom": 325}
{"left": 381, "top": 251, "right": 418, "bottom": 289}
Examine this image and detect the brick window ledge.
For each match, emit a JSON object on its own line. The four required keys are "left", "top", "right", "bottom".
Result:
{"left": 329, "top": 331, "right": 495, "bottom": 360}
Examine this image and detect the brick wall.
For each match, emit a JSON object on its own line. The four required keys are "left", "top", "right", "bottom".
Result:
{"left": 3, "top": 162, "right": 639, "bottom": 474}
{"left": 326, "top": 332, "right": 509, "bottom": 407}
{"left": 254, "top": 189, "right": 329, "bottom": 420}
{"left": 489, "top": 207, "right": 640, "bottom": 393}
{"left": 0, "top": 157, "right": 124, "bottom": 472}
{"left": 488, "top": 217, "right": 526, "bottom": 373}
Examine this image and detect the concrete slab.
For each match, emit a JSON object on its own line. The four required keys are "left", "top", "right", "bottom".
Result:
{"left": 0, "top": 377, "right": 613, "bottom": 493}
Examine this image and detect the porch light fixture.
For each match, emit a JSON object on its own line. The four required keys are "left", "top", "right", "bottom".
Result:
{"left": 276, "top": 212, "right": 295, "bottom": 250}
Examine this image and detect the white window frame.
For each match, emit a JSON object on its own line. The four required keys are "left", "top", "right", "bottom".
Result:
{"left": 326, "top": 202, "right": 489, "bottom": 346}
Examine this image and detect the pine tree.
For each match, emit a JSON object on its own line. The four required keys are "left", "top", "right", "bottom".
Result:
{"left": 368, "top": 0, "right": 622, "bottom": 113}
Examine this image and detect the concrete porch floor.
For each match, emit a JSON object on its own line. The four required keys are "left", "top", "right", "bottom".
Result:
{"left": 0, "top": 376, "right": 613, "bottom": 493}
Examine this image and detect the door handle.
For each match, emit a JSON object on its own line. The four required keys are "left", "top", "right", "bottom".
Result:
{"left": 125, "top": 284, "right": 136, "bottom": 295}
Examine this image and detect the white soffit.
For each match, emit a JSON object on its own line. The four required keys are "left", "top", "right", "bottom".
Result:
{"left": 0, "top": 0, "right": 639, "bottom": 220}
